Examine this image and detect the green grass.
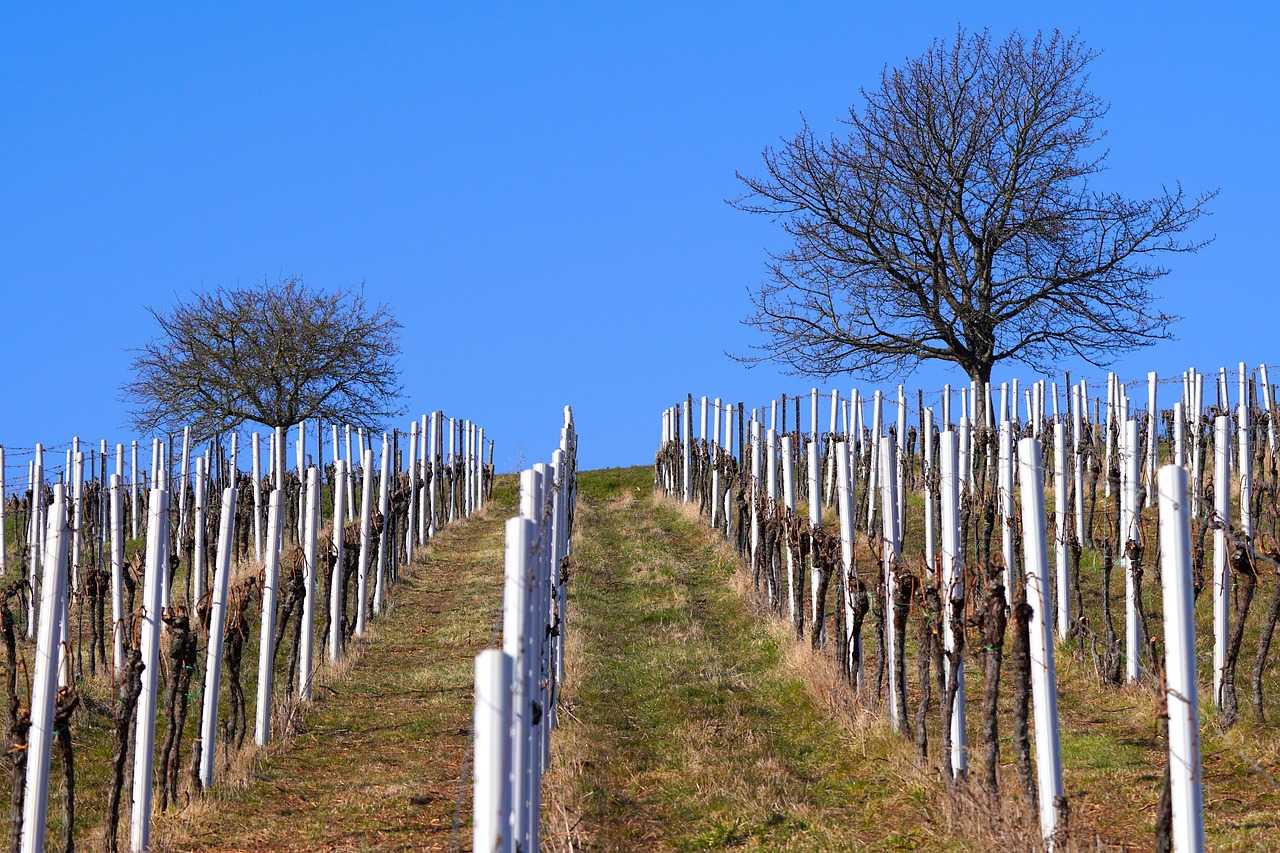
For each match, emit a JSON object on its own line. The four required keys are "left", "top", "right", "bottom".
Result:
{"left": 545, "top": 466, "right": 971, "bottom": 851}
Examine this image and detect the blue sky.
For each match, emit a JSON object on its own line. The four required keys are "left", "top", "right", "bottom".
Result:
{"left": 2, "top": 3, "right": 1276, "bottom": 477}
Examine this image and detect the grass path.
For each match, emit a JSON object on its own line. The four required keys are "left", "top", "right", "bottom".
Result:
{"left": 155, "top": 478, "right": 516, "bottom": 852}
{"left": 545, "top": 467, "right": 966, "bottom": 851}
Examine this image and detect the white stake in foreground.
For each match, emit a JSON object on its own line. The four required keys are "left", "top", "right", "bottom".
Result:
{"left": 1017, "top": 437, "right": 1065, "bottom": 844}
{"left": 473, "top": 649, "right": 515, "bottom": 853}
{"left": 1157, "top": 464, "right": 1206, "bottom": 853}
{"left": 131, "top": 487, "right": 171, "bottom": 853}
{"left": 198, "top": 486, "right": 238, "bottom": 789}
{"left": 255, "top": 489, "right": 284, "bottom": 746}
{"left": 939, "top": 430, "right": 966, "bottom": 777}
{"left": 20, "top": 486, "right": 68, "bottom": 853}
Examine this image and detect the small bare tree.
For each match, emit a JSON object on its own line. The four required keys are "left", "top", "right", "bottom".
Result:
{"left": 733, "top": 29, "right": 1214, "bottom": 387}
{"left": 125, "top": 278, "right": 403, "bottom": 437}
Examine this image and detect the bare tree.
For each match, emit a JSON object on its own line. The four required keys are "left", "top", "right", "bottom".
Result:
{"left": 125, "top": 278, "right": 403, "bottom": 437}
{"left": 733, "top": 29, "right": 1214, "bottom": 387}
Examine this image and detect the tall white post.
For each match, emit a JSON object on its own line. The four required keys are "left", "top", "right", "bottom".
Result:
{"left": 473, "top": 649, "right": 515, "bottom": 853}
{"left": 999, "top": 422, "right": 1017, "bottom": 595}
{"left": 128, "top": 440, "right": 139, "bottom": 539}
{"left": 330, "top": 460, "right": 347, "bottom": 662}
{"left": 1146, "top": 371, "right": 1158, "bottom": 507}
{"left": 504, "top": 516, "right": 536, "bottom": 852}
{"left": 373, "top": 435, "right": 391, "bottom": 615}
{"left": 807, "top": 437, "right": 822, "bottom": 623}
{"left": 27, "top": 445, "right": 43, "bottom": 638}
{"left": 299, "top": 468, "right": 320, "bottom": 699}
{"left": 19, "top": 486, "right": 67, "bottom": 853}
{"left": 1212, "top": 415, "right": 1231, "bottom": 706}
{"left": 1239, "top": 363, "right": 1253, "bottom": 551}
{"left": 251, "top": 432, "right": 263, "bottom": 561}
{"left": 130, "top": 487, "right": 170, "bottom": 852}
{"left": 1122, "top": 418, "right": 1141, "bottom": 683}
{"left": 923, "top": 407, "right": 935, "bottom": 577}
{"left": 1017, "top": 437, "right": 1065, "bottom": 844}
{"left": 1191, "top": 373, "right": 1204, "bottom": 519}
{"left": 880, "top": 436, "right": 903, "bottom": 733}
{"left": 940, "top": 430, "right": 966, "bottom": 775}
{"left": 780, "top": 435, "right": 797, "bottom": 622}
{"left": 178, "top": 425, "right": 191, "bottom": 548}
{"left": 255, "top": 489, "right": 283, "bottom": 745}
{"left": 109, "top": 474, "right": 125, "bottom": 674}
{"left": 192, "top": 457, "right": 207, "bottom": 604}
{"left": 682, "top": 398, "right": 692, "bottom": 503}
{"left": 1053, "top": 422, "right": 1070, "bottom": 640}
{"left": 356, "top": 448, "right": 374, "bottom": 636}
{"left": 865, "top": 391, "right": 882, "bottom": 533}
{"left": 428, "top": 411, "right": 439, "bottom": 538}
{"left": 1157, "top": 464, "right": 1206, "bottom": 853}
{"left": 406, "top": 421, "right": 418, "bottom": 561}
{"left": 835, "top": 441, "right": 861, "bottom": 690}
{"left": 198, "top": 486, "right": 237, "bottom": 788}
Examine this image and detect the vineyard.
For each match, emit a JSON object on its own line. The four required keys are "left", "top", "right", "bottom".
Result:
{"left": 651, "top": 369, "right": 1280, "bottom": 849}
{"left": 1, "top": 414, "right": 495, "bottom": 851}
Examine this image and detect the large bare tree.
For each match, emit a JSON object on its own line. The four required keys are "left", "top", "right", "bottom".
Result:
{"left": 125, "top": 278, "right": 403, "bottom": 438}
{"left": 733, "top": 29, "right": 1214, "bottom": 386}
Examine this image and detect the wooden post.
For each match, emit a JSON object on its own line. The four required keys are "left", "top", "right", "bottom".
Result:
{"left": 130, "top": 486, "right": 170, "bottom": 852}
{"left": 255, "top": 488, "right": 283, "bottom": 745}
{"left": 198, "top": 485, "right": 237, "bottom": 788}
{"left": 1017, "top": 437, "right": 1066, "bottom": 843}
{"left": 19, "top": 485, "right": 67, "bottom": 853}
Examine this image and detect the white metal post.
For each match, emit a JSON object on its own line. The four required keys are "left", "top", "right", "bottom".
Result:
{"left": 330, "top": 460, "right": 347, "bottom": 662}
{"left": 198, "top": 486, "right": 238, "bottom": 788}
{"left": 373, "top": 435, "right": 391, "bottom": 615}
{"left": 130, "top": 487, "right": 170, "bottom": 853}
{"left": 255, "top": 488, "right": 283, "bottom": 745}
{"left": 1212, "top": 415, "right": 1231, "bottom": 706}
{"left": 807, "top": 437, "right": 821, "bottom": 623}
{"left": 20, "top": 486, "right": 67, "bottom": 853}
{"left": 880, "top": 436, "right": 903, "bottom": 733}
{"left": 1017, "top": 437, "right": 1065, "bottom": 844}
{"left": 1156, "top": 464, "right": 1206, "bottom": 853}
{"left": 109, "top": 474, "right": 125, "bottom": 674}
{"left": 299, "top": 467, "right": 320, "bottom": 700}
{"left": 504, "top": 514, "right": 536, "bottom": 852}
{"left": 1053, "top": 422, "right": 1070, "bottom": 640}
{"left": 356, "top": 448, "right": 374, "bottom": 636}
{"left": 777, "top": 433, "right": 794, "bottom": 609}
{"left": 1122, "top": 418, "right": 1141, "bottom": 683}
{"left": 940, "top": 430, "right": 966, "bottom": 775}
{"left": 473, "top": 649, "right": 515, "bottom": 853}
